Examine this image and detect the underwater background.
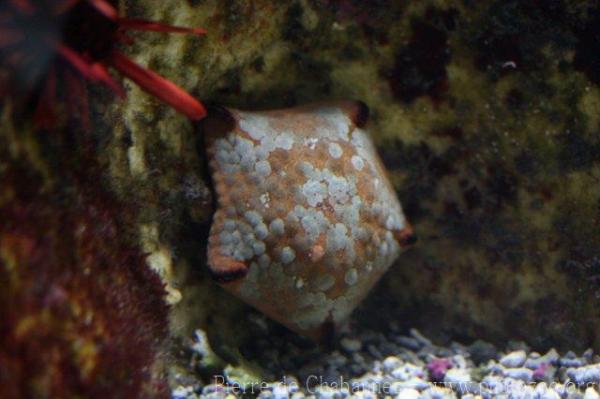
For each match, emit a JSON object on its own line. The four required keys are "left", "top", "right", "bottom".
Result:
{"left": 1, "top": 0, "right": 599, "bottom": 398}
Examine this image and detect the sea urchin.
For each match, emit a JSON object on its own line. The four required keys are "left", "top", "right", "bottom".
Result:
{"left": 0, "top": 0, "right": 207, "bottom": 128}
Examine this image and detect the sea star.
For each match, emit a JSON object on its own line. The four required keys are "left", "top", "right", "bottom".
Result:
{"left": 204, "top": 101, "right": 416, "bottom": 340}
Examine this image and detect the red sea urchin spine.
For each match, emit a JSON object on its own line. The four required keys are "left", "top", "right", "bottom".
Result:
{"left": 86, "top": 0, "right": 118, "bottom": 18}
{"left": 111, "top": 50, "right": 206, "bottom": 120}
{"left": 118, "top": 18, "right": 208, "bottom": 35}
{"left": 86, "top": 0, "right": 207, "bottom": 120}
{"left": 55, "top": 42, "right": 126, "bottom": 98}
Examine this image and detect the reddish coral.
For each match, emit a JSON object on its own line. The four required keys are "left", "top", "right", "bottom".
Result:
{"left": 0, "top": 0, "right": 206, "bottom": 128}
{"left": 0, "top": 154, "right": 170, "bottom": 398}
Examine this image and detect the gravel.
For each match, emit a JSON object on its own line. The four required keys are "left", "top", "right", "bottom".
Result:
{"left": 171, "top": 322, "right": 600, "bottom": 399}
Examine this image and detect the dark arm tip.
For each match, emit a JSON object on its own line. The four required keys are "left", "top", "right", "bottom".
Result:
{"left": 352, "top": 100, "right": 370, "bottom": 128}
{"left": 401, "top": 233, "right": 418, "bottom": 247}
{"left": 209, "top": 267, "right": 248, "bottom": 283}
{"left": 201, "top": 104, "right": 236, "bottom": 136}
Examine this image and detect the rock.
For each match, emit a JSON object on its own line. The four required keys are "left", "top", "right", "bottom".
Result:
{"left": 314, "top": 387, "right": 345, "bottom": 399}
{"left": 409, "top": 329, "right": 433, "bottom": 347}
{"left": 341, "top": 338, "right": 363, "bottom": 353}
{"left": 535, "top": 383, "right": 561, "bottom": 399}
{"left": 443, "top": 368, "right": 474, "bottom": 394}
{"left": 500, "top": 350, "right": 527, "bottom": 368}
{"left": 466, "top": 341, "right": 498, "bottom": 365}
{"left": 383, "top": 356, "right": 403, "bottom": 373}
{"left": 584, "top": 387, "right": 600, "bottom": 399}
{"left": 503, "top": 367, "right": 533, "bottom": 382}
{"left": 172, "top": 385, "right": 198, "bottom": 399}
{"left": 389, "top": 378, "right": 430, "bottom": 392}
{"left": 419, "top": 387, "right": 456, "bottom": 399}
{"left": 202, "top": 385, "right": 227, "bottom": 395}
{"left": 444, "top": 368, "right": 472, "bottom": 384}
{"left": 561, "top": 357, "right": 589, "bottom": 368}
{"left": 350, "top": 391, "right": 378, "bottom": 399}
{"left": 259, "top": 391, "right": 275, "bottom": 399}
{"left": 396, "top": 337, "right": 422, "bottom": 351}
{"left": 394, "top": 388, "right": 420, "bottom": 399}
{"left": 566, "top": 365, "right": 600, "bottom": 384}
{"left": 273, "top": 384, "right": 292, "bottom": 399}
{"left": 524, "top": 349, "right": 559, "bottom": 369}
{"left": 390, "top": 364, "right": 425, "bottom": 381}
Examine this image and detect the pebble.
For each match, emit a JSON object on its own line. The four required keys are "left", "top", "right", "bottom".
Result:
{"left": 409, "top": 329, "right": 432, "bottom": 347}
{"left": 389, "top": 377, "right": 430, "bottom": 391}
{"left": 202, "top": 385, "right": 227, "bottom": 395}
{"left": 390, "top": 364, "right": 424, "bottom": 381}
{"left": 566, "top": 365, "right": 600, "bottom": 384}
{"left": 499, "top": 350, "right": 527, "bottom": 368}
{"left": 419, "top": 387, "right": 455, "bottom": 399}
{"left": 584, "top": 387, "right": 600, "bottom": 399}
{"left": 383, "top": 356, "right": 403, "bottom": 372}
{"left": 396, "top": 337, "right": 422, "bottom": 351}
{"left": 466, "top": 340, "right": 498, "bottom": 364}
{"left": 173, "top": 385, "right": 198, "bottom": 399}
{"left": 314, "top": 386, "right": 346, "bottom": 399}
{"left": 444, "top": 368, "right": 472, "bottom": 385}
{"left": 260, "top": 391, "right": 275, "bottom": 399}
{"left": 502, "top": 367, "right": 533, "bottom": 382}
{"left": 394, "top": 388, "right": 420, "bottom": 399}
{"left": 273, "top": 384, "right": 292, "bottom": 399}
{"left": 583, "top": 349, "right": 594, "bottom": 362}
{"left": 350, "top": 391, "right": 377, "bottom": 399}
{"left": 534, "top": 383, "right": 557, "bottom": 399}
{"left": 561, "top": 357, "right": 588, "bottom": 368}
{"left": 524, "top": 349, "right": 559, "bottom": 369}
{"left": 191, "top": 329, "right": 212, "bottom": 358}
{"left": 341, "top": 338, "right": 363, "bottom": 353}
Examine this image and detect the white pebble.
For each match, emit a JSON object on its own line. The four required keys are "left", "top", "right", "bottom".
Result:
{"left": 503, "top": 367, "right": 533, "bottom": 382}
{"left": 567, "top": 365, "right": 600, "bottom": 384}
{"left": 500, "top": 350, "right": 527, "bottom": 368}
{"left": 394, "top": 388, "right": 419, "bottom": 399}
{"left": 272, "top": 384, "right": 291, "bottom": 399}
{"left": 444, "top": 368, "right": 471, "bottom": 384}
{"left": 383, "top": 356, "right": 402, "bottom": 372}
{"left": 340, "top": 337, "right": 362, "bottom": 353}
{"left": 585, "top": 387, "right": 600, "bottom": 399}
